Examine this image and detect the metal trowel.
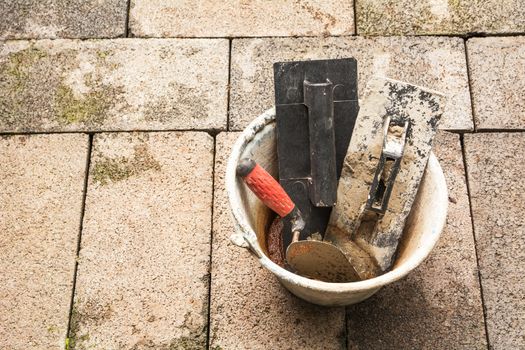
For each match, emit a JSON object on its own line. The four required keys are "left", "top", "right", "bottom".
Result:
{"left": 273, "top": 58, "right": 359, "bottom": 249}
{"left": 236, "top": 158, "right": 359, "bottom": 283}
{"left": 326, "top": 76, "right": 446, "bottom": 276}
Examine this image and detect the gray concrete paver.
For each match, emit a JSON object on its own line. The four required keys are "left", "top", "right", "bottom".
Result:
{"left": 71, "top": 132, "right": 214, "bottom": 349}
{"left": 130, "top": 0, "right": 354, "bottom": 38}
{"left": 230, "top": 36, "right": 473, "bottom": 131}
{"left": 467, "top": 37, "right": 525, "bottom": 130}
{"left": 465, "top": 132, "right": 525, "bottom": 350}
{"left": 0, "top": 0, "right": 127, "bottom": 39}
{"left": 0, "top": 39, "right": 229, "bottom": 132}
{"left": 0, "top": 134, "right": 88, "bottom": 350}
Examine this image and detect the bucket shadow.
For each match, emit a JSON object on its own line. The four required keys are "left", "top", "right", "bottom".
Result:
{"left": 346, "top": 266, "right": 474, "bottom": 349}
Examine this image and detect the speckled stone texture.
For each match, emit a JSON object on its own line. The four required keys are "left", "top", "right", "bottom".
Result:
{"left": 129, "top": 0, "right": 354, "bottom": 38}
{"left": 464, "top": 133, "right": 525, "bottom": 350}
{"left": 230, "top": 36, "right": 472, "bottom": 131}
{"left": 467, "top": 37, "right": 525, "bottom": 130}
{"left": 356, "top": 0, "right": 525, "bottom": 35}
{"left": 0, "top": 0, "right": 127, "bottom": 39}
{"left": 209, "top": 132, "right": 346, "bottom": 350}
{"left": 0, "top": 134, "right": 88, "bottom": 350}
{"left": 346, "top": 132, "right": 487, "bottom": 349}
{"left": 72, "top": 132, "right": 213, "bottom": 349}
{"left": 0, "top": 39, "right": 229, "bottom": 132}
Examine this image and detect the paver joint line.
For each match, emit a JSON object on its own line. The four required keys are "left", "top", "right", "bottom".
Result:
{"left": 463, "top": 38, "right": 478, "bottom": 132}
{"left": 205, "top": 135, "right": 218, "bottom": 350}
{"left": 65, "top": 134, "right": 94, "bottom": 348}
{"left": 459, "top": 134, "right": 491, "bottom": 349}
{"left": 0, "top": 133, "right": 89, "bottom": 349}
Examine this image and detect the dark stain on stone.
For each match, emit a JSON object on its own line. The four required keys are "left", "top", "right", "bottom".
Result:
{"left": 91, "top": 144, "right": 161, "bottom": 185}
{"left": 0, "top": 44, "right": 48, "bottom": 130}
{"left": 294, "top": 0, "right": 337, "bottom": 33}
{"left": 68, "top": 298, "right": 114, "bottom": 350}
{"left": 144, "top": 83, "right": 210, "bottom": 124}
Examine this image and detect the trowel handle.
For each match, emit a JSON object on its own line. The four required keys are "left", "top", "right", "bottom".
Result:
{"left": 236, "top": 158, "right": 295, "bottom": 218}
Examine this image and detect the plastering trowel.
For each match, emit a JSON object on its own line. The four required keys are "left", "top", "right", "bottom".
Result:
{"left": 325, "top": 76, "right": 446, "bottom": 277}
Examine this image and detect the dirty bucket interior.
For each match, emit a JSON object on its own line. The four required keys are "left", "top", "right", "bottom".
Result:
{"left": 235, "top": 116, "right": 443, "bottom": 280}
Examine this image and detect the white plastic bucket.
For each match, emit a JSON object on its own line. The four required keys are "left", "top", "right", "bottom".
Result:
{"left": 226, "top": 108, "right": 448, "bottom": 306}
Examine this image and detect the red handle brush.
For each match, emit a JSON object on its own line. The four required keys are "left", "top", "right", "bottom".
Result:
{"left": 236, "top": 158, "right": 304, "bottom": 234}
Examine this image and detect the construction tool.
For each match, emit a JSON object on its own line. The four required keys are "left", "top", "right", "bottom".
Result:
{"left": 236, "top": 158, "right": 359, "bottom": 282}
{"left": 273, "top": 58, "right": 359, "bottom": 249}
{"left": 326, "top": 76, "right": 446, "bottom": 274}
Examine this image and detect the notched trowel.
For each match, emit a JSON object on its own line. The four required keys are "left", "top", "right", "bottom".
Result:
{"left": 325, "top": 76, "right": 446, "bottom": 277}
{"left": 273, "top": 58, "right": 359, "bottom": 249}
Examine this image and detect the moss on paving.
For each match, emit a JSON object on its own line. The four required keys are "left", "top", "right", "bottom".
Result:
{"left": 66, "top": 305, "right": 84, "bottom": 350}
{"left": 0, "top": 42, "right": 124, "bottom": 131}
{"left": 167, "top": 333, "right": 206, "bottom": 350}
{"left": 54, "top": 62, "right": 123, "bottom": 127}
{"left": 55, "top": 83, "right": 111, "bottom": 125}
{"left": 0, "top": 44, "right": 48, "bottom": 129}
{"left": 92, "top": 144, "right": 161, "bottom": 185}
{"left": 67, "top": 299, "right": 115, "bottom": 350}
{"left": 166, "top": 313, "right": 207, "bottom": 350}
{"left": 2, "top": 45, "right": 47, "bottom": 91}
{"left": 357, "top": 0, "right": 508, "bottom": 35}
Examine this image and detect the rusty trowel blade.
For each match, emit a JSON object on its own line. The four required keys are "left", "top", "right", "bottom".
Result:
{"left": 286, "top": 241, "right": 361, "bottom": 283}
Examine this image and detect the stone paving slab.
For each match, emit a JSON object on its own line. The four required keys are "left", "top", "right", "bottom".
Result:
{"left": 356, "top": 0, "right": 525, "bottom": 36}
{"left": 464, "top": 133, "right": 525, "bottom": 350}
{"left": 0, "top": 39, "right": 229, "bottom": 132}
{"left": 346, "top": 132, "right": 487, "bottom": 349}
{"left": 0, "top": 0, "right": 127, "bottom": 39}
{"left": 0, "top": 134, "right": 88, "bottom": 350}
{"left": 210, "top": 132, "right": 346, "bottom": 350}
{"left": 467, "top": 37, "right": 525, "bottom": 130}
{"left": 230, "top": 36, "right": 472, "bottom": 131}
{"left": 71, "top": 132, "right": 213, "bottom": 349}
{"left": 129, "top": 0, "right": 354, "bottom": 38}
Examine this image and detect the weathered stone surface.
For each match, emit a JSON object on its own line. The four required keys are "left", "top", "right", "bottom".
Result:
{"left": 129, "top": 0, "right": 354, "bottom": 37}
{"left": 467, "top": 37, "right": 525, "bottom": 130}
{"left": 72, "top": 132, "right": 213, "bottom": 349}
{"left": 356, "top": 0, "right": 525, "bottom": 35}
{"left": 230, "top": 36, "right": 472, "bottom": 131}
{"left": 210, "top": 132, "right": 346, "bottom": 349}
{"left": 347, "top": 132, "right": 487, "bottom": 349}
{"left": 0, "top": 134, "right": 88, "bottom": 350}
{"left": 0, "top": 0, "right": 126, "bottom": 39}
{"left": 0, "top": 39, "right": 229, "bottom": 132}
{"left": 464, "top": 133, "right": 525, "bottom": 350}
